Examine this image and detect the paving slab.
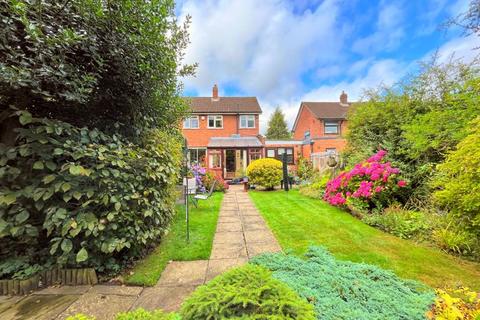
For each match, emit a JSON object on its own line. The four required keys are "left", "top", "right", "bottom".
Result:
{"left": 206, "top": 258, "right": 248, "bottom": 281}
{"left": 241, "top": 215, "right": 265, "bottom": 224}
{"left": 156, "top": 261, "right": 208, "bottom": 287}
{"left": 0, "top": 294, "right": 79, "bottom": 320}
{"left": 247, "top": 242, "right": 282, "bottom": 258}
{"left": 242, "top": 221, "right": 269, "bottom": 231}
{"left": 244, "top": 230, "right": 277, "bottom": 244}
{"left": 33, "top": 285, "right": 91, "bottom": 295}
{"left": 210, "top": 243, "right": 248, "bottom": 259}
{"left": 218, "top": 210, "right": 239, "bottom": 217}
{"left": 213, "top": 231, "right": 244, "bottom": 245}
{"left": 133, "top": 286, "right": 197, "bottom": 312}
{"left": 88, "top": 285, "right": 143, "bottom": 296}
{"left": 217, "top": 216, "right": 242, "bottom": 224}
{"left": 216, "top": 222, "right": 243, "bottom": 232}
{"left": 57, "top": 293, "right": 136, "bottom": 320}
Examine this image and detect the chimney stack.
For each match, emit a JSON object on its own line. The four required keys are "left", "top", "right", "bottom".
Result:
{"left": 340, "top": 91, "right": 348, "bottom": 104}
{"left": 212, "top": 84, "right": 219, "bottom": 100}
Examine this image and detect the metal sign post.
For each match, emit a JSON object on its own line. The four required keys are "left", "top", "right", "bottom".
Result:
{"left": 282, "top": 152, "right": 289, "bottom": 192}
{"left": 182, "top": 138, "right": 190, "bottom": 243}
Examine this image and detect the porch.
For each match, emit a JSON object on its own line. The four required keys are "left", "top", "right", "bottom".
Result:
{"left": 207, "top": 136, "right": 263, "bottom": 180}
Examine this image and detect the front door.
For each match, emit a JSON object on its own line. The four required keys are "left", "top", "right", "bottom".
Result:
{"left": 225, "top": 149, "right": 236, "bottom": 179}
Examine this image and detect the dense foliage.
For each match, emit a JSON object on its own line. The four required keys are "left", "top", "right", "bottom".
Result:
{"left": 0, "top": 0, "right": 194, "bottom": 140}
{"left": 0, "top": 111, "right": 182, "bottom": 278}
{"left": 66, "top": 309, "right": 180, "bottom": 320}
{"left": 427, "top": 287, "right": 480, "bottom": 320}
{"left": 202, "top": 170, "right": 228, "bottom": 192}
{"left": 345, "top": 61, "right": 480, "bottom": 207}
{"left": 362, "top": 206, "right": 432, "bottom": 240}
{"left": 344, "top": 60, "right": 480, "bottom": 259}
{"left": 246, "top": 158, "right": 283, "bottom": 190}
{"left": 324, "top": 150, "right": 406, "bottom": 208}
{"left": 252, "top": 246, "right": 435, "bottom": 320}
{"left": 296, "top": 156, "right": 315, "bottom": 182}
{"left": 432, "top": 119, "right": 480, "bottom": 237}
{"left": 180, "top": 264, "right": 315, "bottom": 320}
{"left": 266, "top": 107, "right": 291, "bottom": 139}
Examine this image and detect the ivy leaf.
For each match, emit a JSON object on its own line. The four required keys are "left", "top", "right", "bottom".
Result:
{"left": 0, "top": 194, "right": 16, "bottom": 205}
{"left": 33, "top": 161, "right": 44, "bottom": 170}
{"left": 16, "top": 210, "right": 29, "bottom": 224}
{"left": 73, "top": 191, "right": 82, "bottom": 200}
{"left": 61, "top": 183, "right": 71, "bottom": 192}
{"left": 61, "top": 239, "right": 73, "bottom": 253}
{"left": 19, "top": 112, "right": 32, "bottom": 125}
{"left": 46, "top": 161, "right": 57, "bottom": 171}
{"left": 76, "top": 248, "right": 88, "bottom": 262}
{"left": 114, "top": 202, "right": 121, "bottom": 211}
{"left": 42, "top": 174, "right": 56, "bottom": 184}
{"left": 69, "top": 165, "right": 83, "bottom": 175}
{"left": 50, "top": 240, "right": 60, "bottom": 255}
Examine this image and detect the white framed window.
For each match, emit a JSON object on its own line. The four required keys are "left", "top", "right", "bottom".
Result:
{"left": 267, "top": 149, "right": 275, "bottom": 157}
{"left": 239, "top": 115, "right": 255, "bottom": 128}
{"left": 208, "top": 115, "right": 223, "bottom": 128}
{"left": 209, "top": 152, "right": 222, "bottom": 168}
{"left": 183, "top": 116, "right": 199, "bottom": 129}
{"left": 324, "top": 121, "right": 339, "bottom": 134}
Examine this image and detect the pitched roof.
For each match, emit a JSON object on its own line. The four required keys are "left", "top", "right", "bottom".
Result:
{"left": 292, "top": 101, "right": 351, "bottom": 132}
{"left": 186, "top": 97, "right": 262, "bottom": 114}
{"left": 208, "top": 136, "right": 263, "bottom": 148}
{"left": 302, "top": 102, "right": 350, "bottom": 119}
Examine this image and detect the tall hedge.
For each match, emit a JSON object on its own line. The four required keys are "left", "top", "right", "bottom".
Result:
{"left": 0, "top": 0, "right": 195, "bottom": 139}
{"left": 0, "top": 112, "right": 182, "bottom": 277}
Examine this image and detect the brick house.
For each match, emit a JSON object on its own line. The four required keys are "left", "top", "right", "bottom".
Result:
{"left": 183, "top": 85, "right": 263, "bottom": 179}
{"left": 183, "top": 85, "right": 351, "bottom": 178}
{"left": 291, "top": 91, "right": 351, "bottom": 159}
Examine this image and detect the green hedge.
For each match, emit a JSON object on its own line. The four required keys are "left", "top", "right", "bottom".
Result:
{"left": 0, "top": 111, "right": 182, "bottom": 278}
{"left": 252, "top": 247, "right": 435, "bottom": 320}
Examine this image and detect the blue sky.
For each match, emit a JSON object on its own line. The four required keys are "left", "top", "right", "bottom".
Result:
{"left": 177, "top": 0, "right": 479, "bottom": 131}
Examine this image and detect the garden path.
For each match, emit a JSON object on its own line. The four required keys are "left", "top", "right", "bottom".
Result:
{"left": 0, "top": 185, "right": 281, "bottom": 320}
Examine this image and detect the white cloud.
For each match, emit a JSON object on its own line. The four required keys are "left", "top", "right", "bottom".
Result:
{"left": 178, "top": 0, "right": 344, "bottom": 99}
{"left": 434, "top": 34, "right": 480, "bottom": 63}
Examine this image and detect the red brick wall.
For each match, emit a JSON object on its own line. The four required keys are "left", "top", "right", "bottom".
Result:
{"left": 292, "top": 104, "right": 349, "bottom": 155}
{"left": 182, "top": 114, "right": 260, "bottom": 147}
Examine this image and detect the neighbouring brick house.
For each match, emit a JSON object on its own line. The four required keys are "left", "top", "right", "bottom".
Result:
{"left": 183, "top": 85, "right": 351, "bottom": 178}
{"left": 291, "top": 91, "right": 351, "bottom": 159}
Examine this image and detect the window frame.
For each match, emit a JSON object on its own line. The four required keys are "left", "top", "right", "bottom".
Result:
{"left": 266, "top": 147, "right": 294, "bottom": 164}
{"left": 239, "top": 115, "right": 255, "bottom": 129}
{"left": 208, "top": 115, "right": 223, "bottom": 129}
{"left": 183, "top": 116, "right": 199, "bottom": 129}
{"left": 324, "top": 121, "right": 340, "bottom": 134}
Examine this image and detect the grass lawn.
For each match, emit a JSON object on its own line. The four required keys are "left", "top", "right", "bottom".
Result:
{"left": 124, "top": 192, "right": 224, "bottom": 286}
{"left": 249, "top": 190, "right": 480, "bottom": 290}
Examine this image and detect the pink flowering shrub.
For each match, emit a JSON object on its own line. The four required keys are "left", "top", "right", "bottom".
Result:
{"left": 324, "top": 150, "right": 407, "bottom": 208}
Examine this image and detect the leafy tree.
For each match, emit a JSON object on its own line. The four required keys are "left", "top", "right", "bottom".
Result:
{"left": 345, "top": 59, "right": 479, "bottom": 207}
{"left": 266, "top": 107, "right": 291, "bottom": 139}
{"left": 433, "top": 118, "right": 480, "bottom": 236}
{"left": 0, "top": 0, "right": 195, "bottom": 140}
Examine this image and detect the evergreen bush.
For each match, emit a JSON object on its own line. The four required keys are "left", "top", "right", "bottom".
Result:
{"left": 246, "top": 158, "right": 283, "bottom": 190}
{"left": 180, "top": 264, "right": 315, "bottom": 320}
{"left": 252, "top": 246, "right": 435, "bottom": 320}
{"left": 0, "top": 111, "right": 182, "bottom": 277}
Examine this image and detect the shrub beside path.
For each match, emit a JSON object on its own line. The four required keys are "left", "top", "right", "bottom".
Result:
{"left": 0, "top": 185, "right": 281, "bottom": 319}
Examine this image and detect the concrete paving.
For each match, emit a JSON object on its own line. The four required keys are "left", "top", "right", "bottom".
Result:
{"left": 0, "top": 185, "right": 281, "bottom": 319}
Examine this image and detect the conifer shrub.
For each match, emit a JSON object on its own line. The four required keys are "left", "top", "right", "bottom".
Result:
{"left": 180, "top": 264, "right": 315, "bottom": 320}
{"left": 251, "top": 247, "right": 435, "bottom": 320}
{"left": 246, "top": 158, "right": 283, "bottom": 190}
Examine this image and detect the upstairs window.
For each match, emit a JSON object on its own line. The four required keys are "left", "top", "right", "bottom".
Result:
{"left": 183, "top": 116, "right": 199, "bottom": 129}
{"left": 324, "top": 121, "right": 340, "bottom": 134}
{"left": 208, "top": 115, "right": 223, "bottom": 128}
{"left": 240, "top": 115, "right": 255, "bottom": 128}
